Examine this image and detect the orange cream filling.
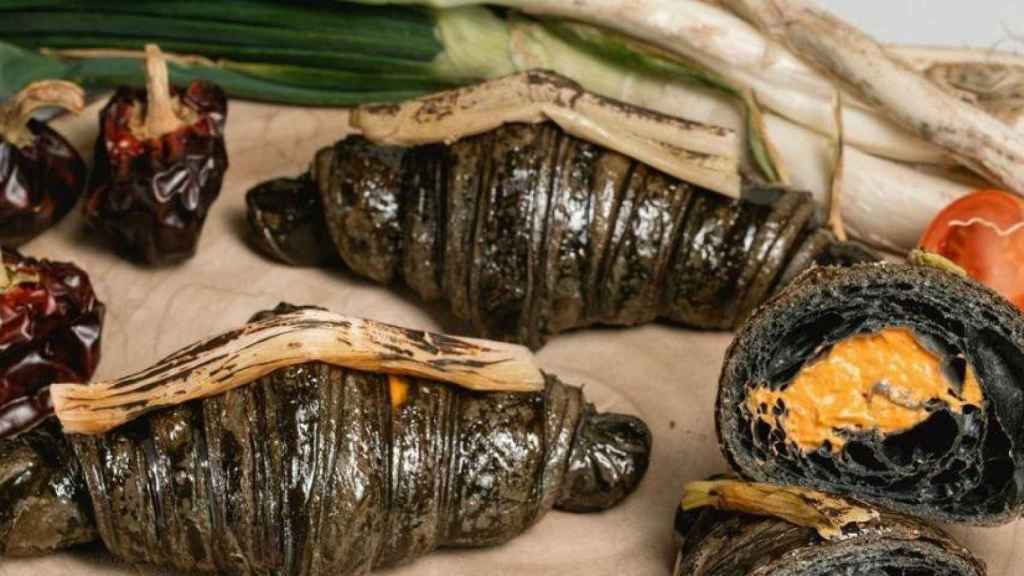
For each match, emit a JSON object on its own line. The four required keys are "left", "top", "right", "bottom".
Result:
{"left": 389, "top": 374, "right": 410, "bottom": 410}
{"left": 748, "top": 328, "right": 983, "bottom": 452}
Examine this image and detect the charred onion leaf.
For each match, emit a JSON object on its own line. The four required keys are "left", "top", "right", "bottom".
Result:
{"left": 246, "top": 123, "right": 877, "bottom": 349}
{"left": 0, "top": 247, "right": 104, "bottom": 440}
{"left": 84, "top": 45, "right": 228, "bottom": 265}
{"left": 0, "top": 81, "right": 86, "bottom": 247}
{"left": 675, "top": 493, "right": 985, "bottom": 575}
{"left": 718, "top": 263, "right": 1024, "bottom": 524}
{"left": 4, "top": 307, "right": 651, "bottom": 574}
{"left": 349, "top": 71, "right": 743, "bottom": 197}
{"left": 680, "top": 479, "right": 877, "bottom": 540}
{"left": 50, "top": 306, "right": 545, "bottom": 435}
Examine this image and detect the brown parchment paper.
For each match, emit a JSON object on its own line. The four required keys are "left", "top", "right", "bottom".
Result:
{"left": 2, "top": 99, "right": 1020, "bottom": 576}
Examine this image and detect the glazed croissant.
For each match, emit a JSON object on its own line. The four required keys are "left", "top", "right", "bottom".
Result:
{"left": 0, "top": 307, "right": 651, "bottom": 575}
{"left": 247, "top": 122, "right": 875, "bottom": 349}
{"left": 675, "top": 502, "right": 985, "bottom": 575}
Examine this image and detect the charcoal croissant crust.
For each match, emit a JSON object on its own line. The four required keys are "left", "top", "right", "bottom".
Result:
{"left": 247, "top": 122, "right": 880, "bottom": 349}
{"left": 0, "top": 304, "right": 652, "bottom": 573}
{"left": 674, "top": 506, "right": 986, "bottom": 575}
{"left": 717, "top": 263, "right": 1024, "bottom": 524}
{"left": 318, "top": 127, "right": 823, "bottom": 348}
{"left": 37, "top": 363, "right": 647, "bottom": 575}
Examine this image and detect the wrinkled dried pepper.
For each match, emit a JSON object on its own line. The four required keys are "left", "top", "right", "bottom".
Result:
{"left": 0, "top": 81, "right": 86, "bottom": 247}
{"left": 0, "top": 247, "right": 104, "bottom": 439}
{"left": 85, "top": 44, "right": 228, "bottom": 265}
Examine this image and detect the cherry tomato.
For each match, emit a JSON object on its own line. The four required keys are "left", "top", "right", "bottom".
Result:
{"left": 920, "top": 189, "right": 1024, "bottom": 309}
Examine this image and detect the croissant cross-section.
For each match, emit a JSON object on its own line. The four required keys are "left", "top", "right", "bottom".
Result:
{"left": 718, "top": 263, "right": 1024, "bottom": 524}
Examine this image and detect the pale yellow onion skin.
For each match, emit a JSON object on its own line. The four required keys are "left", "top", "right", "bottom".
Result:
{"left": 723, "top": 0, "right": 1024, "bottom": 194}
{"left": 894, "top": 45, "right": 1024, "bottom": 71}
{"left": 351, "top": 70, "right": 741, "bottom": 197}
{"left": 51, "top": 308, "right": 545, "bottom": 435}
{"left": 681, "top": 480, "right": 878, "bottom": 541}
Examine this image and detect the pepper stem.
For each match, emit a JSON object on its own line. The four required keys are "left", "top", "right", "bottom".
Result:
{"left": 142, "top": 44, "right": 187, "bottom": 138}
{"left": 0, "top": 251, "right": 39, "bottom": 292}
{"left": 0, "top": 80, "right": 85, "bottom": 148}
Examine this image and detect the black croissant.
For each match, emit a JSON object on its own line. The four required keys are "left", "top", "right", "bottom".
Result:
{"left": 675, "top": 504, "right": 985, "bottom": 575}
{"left": 718, "top": 263, "right": 1024, "bottom": 524}
{"left": 247, "top": 122, "right": 874, "bottom": 349}
{"left": 0, "top": 307, "right": 650, "bottom": 575}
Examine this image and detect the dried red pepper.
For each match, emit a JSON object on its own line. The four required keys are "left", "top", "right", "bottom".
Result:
{"left": 84, "top": 44, "right": 228, "bottom": 265}
{"left": 0, "top": 247, "right": 104, "bottom": 439}
{"left": 0, "top": 81, "right": 87, "bottom": 246}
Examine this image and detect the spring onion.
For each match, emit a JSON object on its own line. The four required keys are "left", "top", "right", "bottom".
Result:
{"left": 0, "top": 3, "right": 505, "bottom": 104}
{"left": 722, "top": 0, "right": 1024, "bottom": 196}
{"left": 2, "top": 0, "right": 1020, "bottom": 251}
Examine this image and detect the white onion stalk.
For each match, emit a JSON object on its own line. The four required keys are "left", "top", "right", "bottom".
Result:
{"left": 505, "top": 17, "right": 975, "bottom": 252}
{"left": 378, "top": 0, "right": 954, "bottom": 165}
{"left": 901, "top": 51, "right": 1024, "bottom": 132}
{"left": 892, "top": 46, "right": 1024, "bottom": 71}
{"left": 827, "top": 91, "right": 847, "bottom": 241}
{"left": 725, "top": 65, "right": 945, "bottom": 163}
{"left": 765, "top": 115, "right": 976, "bottom": 252}
{"left": 722, "top": 0, "right": 1024, "bottom": 193}
{"left": 507, "top": 19, "right": 744, "bottom": 132}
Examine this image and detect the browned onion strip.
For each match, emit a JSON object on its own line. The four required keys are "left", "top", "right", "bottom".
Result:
{"left": 681, "top": 479, "right": 878, "bottom": 540}
{"left": 352, "top": 70, "right": 742, "bottom": 198}
{"left": 50, "top": 308, "right": 545, "bottom": 435}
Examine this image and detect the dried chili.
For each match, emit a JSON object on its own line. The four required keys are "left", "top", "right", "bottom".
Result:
{"left": 84, "top": 44, "right": 228, "bottom": 265}
{"left": 0, "top": 247, "right": 104, "bottom": 439}
{"left": 0, "top": 81, "right": 87, "bottom": 247}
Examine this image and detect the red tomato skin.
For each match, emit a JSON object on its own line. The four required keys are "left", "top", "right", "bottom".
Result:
{"left": 920, "top": 189, "right": 1024, "bottom": 309}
